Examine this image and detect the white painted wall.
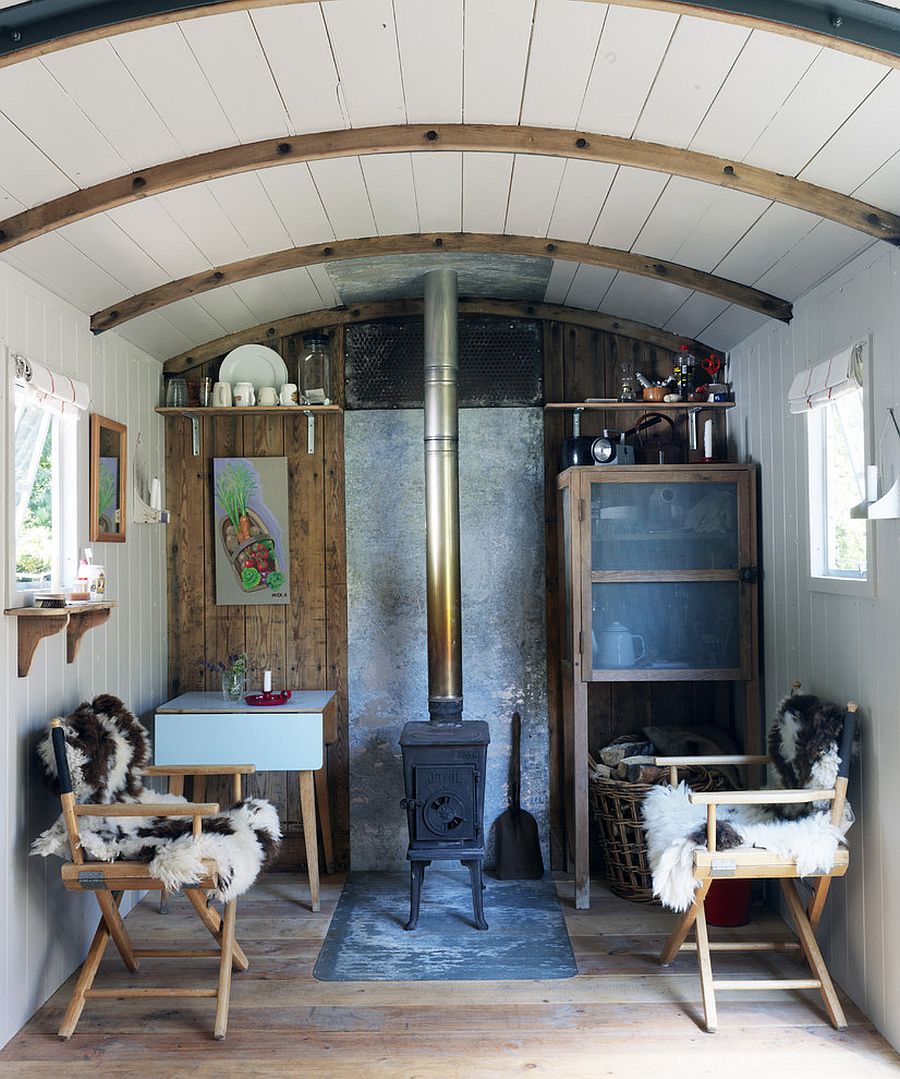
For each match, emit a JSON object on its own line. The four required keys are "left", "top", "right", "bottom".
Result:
{"left": 0, "top": 260, "right": 168, "bottom": 1049}
{"left": 729, "top": 241, "right": 900, "bottom": 1050}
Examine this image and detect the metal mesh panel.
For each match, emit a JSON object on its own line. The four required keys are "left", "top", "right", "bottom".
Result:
{"left": 345, "top": 316, "right": 543, "bottom": 409}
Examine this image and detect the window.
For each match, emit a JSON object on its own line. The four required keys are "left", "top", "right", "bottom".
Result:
{"left": 808, "top": 388, "right": 867, "bottom": 580}
{"left": 8, "top": 352, "right": 85, "bottom": 599}
{"left": 792, "top": 340, "right": 872, "bottom": 590}
{"left": 14, "top": 387, "right": 57, "bottom": 588}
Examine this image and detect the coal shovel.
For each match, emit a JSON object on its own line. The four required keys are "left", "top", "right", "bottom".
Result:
{"left": 494, "top": 712, "right": 544, "bottom": 880}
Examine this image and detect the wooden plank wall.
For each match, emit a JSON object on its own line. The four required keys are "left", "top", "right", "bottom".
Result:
{"left": 0, "top": 260, "right": 167, "bottom": 1048}
{"left": 729, "top": 243, "right": 900, "bottom": 1048}
{"left": 165, "top": 330, "right": 348, "bottom": 870}
{"left": 165, "top": 315, "right": 733, "bottom": 876}
{"left": 542, "top": 321, "right": 732, "bottom": 867}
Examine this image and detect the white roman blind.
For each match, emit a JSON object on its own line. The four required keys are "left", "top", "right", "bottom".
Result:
{"left": 788, "top": 341, "right": 865, "bottom": 414}
{"left": 13, "top": 353, "right": 89, "bottom": 417}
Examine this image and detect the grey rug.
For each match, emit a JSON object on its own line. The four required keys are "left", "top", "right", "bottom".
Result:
{"left": 314, "top": 867, "right": 578, "bottom": 981}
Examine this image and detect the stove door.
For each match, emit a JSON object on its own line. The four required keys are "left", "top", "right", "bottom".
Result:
{"left": 413, "top": 764, "right": 477, "bottom": 843}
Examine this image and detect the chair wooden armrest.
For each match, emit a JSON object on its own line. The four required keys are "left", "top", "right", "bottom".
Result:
{"left": 143, "top": 765, "right": 255, "bottom": 776}
{"left": 74, "top": 802, "right": 220, "bottom": 817}
{"left": 688, "top": 789, "right": 835, "bottom": 806}
{"left": 655, "top": 755, "right": 770, "bottom": 767}
{"left": 655, "top": 755, "right": 771, "bottom": 785}
{"left": 690, "top": 788, "right": 835, "bottom": 854}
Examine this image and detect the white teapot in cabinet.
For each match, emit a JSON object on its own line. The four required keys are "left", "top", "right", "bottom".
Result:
{"left": 593, "top": 620, "right": 645, "bottom": 668}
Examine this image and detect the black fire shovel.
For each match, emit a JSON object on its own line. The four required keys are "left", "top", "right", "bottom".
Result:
{"left": 494, "top": 712, "right": 544, "bottom": 880}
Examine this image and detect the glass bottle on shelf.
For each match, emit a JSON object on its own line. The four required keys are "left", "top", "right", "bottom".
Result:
{"left": 297, "top": 334, "right": 333, "bottom": 405}
{"left": 618, "top": 359, "right": 636, "bottom": 402}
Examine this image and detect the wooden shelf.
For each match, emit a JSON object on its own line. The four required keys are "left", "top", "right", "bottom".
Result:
{"left": 156, "top": 405, "right": 342, "bottom": 417}
{"left": 4, "top": 601, "right": 117, "bottom": 677}
{"left": 544, "top": 401, "right": 734, "bottom": 411}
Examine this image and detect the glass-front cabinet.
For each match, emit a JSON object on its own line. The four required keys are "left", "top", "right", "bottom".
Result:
{"left": 557, "top": 464, "right": 758, "bottom": 910}
{"left": 559, "top": 465, "right": 756, "bottom": 682}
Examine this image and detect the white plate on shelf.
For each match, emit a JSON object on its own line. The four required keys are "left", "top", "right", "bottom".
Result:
{"left": 219, "top": 344, "right": 289, "bottom": 393}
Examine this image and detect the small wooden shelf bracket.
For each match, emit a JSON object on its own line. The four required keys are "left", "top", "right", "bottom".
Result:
{"left": 4, "top": 602, "right": 116, "bottom": 677}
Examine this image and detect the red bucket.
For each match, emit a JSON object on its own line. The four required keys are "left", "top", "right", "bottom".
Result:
{"left": 705, "top": 878, "right": 752, "bottom": 927}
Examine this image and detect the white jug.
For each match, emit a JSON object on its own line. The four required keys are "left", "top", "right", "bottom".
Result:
{"left": 594, "top": 621, "right": 645, "bottom": 668}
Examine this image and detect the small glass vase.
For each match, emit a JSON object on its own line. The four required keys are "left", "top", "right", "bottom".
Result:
{"left": 221, "top": 670, "right": 246, "bottom": 702}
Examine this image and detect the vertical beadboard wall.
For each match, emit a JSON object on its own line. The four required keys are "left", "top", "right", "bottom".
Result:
{"left": 0, "top": 261, "right": 167, "bottom": 1049}
{"left": 729, "top": 242, "right": 900, "bottom": 1050}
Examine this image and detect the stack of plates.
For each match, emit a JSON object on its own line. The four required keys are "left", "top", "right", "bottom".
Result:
{"left": 219, "top": 344, "right": 289, "bottom": 393}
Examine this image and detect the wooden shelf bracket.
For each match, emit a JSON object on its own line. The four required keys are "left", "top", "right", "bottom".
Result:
{"left": 5, "top": 603, "right": 117, "bottom": 677}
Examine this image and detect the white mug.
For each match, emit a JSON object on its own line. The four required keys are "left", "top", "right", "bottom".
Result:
{"left": 212, "top": 381, "right": 232, "bottom": 407}
{"left": 234, "top": 382, "right": 255, "bottom": 407}
{"left": 280, "top": 383, "right": 299, "bottom": 406}
{"left": 258, "top": 386, "right": 278, "bottom": 406}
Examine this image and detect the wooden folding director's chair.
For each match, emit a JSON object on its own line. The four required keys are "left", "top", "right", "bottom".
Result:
{"left": 49, "top": 718, "right": 256, "bottom": 1041}
{"left": 654, "top": 701, "right": 857, "bottom": 1033}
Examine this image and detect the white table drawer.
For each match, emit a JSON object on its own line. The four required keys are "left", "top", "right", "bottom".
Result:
{"left": 154, "top": 711, "right": 323, "bottom": 771}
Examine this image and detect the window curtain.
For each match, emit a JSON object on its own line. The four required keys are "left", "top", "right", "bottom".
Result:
{"left": 788, "top": 341, "right": 865, "bottom": 414}
{"left": 13, "top": 353, "right": 89, "bottom": 417}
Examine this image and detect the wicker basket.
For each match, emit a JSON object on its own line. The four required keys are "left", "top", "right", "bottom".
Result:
{"left": 589, "top": 766, "right": 716, "bottom": 903}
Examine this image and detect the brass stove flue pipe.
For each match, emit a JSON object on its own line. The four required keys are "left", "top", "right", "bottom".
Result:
{"left": 423, "top": 269, "right": 463, "bottom": 726}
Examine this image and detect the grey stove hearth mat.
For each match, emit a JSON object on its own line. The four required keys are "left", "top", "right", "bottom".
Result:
{"left": 313, "top": 867, "right": 578, "bottom": 981}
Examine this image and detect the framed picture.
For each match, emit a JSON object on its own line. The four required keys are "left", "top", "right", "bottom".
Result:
{"left": 90, "top": 414, "right": 127, "bottom": 542}
{"left": 213, "top": 457, "right": 290, "bottom": 606}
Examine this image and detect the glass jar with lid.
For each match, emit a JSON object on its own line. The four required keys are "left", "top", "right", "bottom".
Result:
{"left": 297, "top": 334, "right": 333, "bottom": 405}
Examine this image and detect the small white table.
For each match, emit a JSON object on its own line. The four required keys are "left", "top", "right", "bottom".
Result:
{"left": 155, "top": 690, "right": 336, "bottom": 911}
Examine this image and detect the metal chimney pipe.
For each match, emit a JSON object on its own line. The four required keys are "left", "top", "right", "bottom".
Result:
{"left": 423, "top": 269, "right": 463, "bottom": 726}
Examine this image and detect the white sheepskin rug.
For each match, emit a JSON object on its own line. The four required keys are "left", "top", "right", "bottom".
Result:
{"left": 642, "top": 782, "right": 851, "bottom": 912}
{"left": 31, "top": 695, "right": 281, "bottom": 903}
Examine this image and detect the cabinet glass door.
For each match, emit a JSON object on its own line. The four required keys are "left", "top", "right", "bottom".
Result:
{"left": 591, "top": 481, "right": 739, "bottom": 571}
{"left": 590, "top": 581, "right": 741, "bottom": 672}
{"left": 584, "top": 471, "right": 750, "bottom": 679}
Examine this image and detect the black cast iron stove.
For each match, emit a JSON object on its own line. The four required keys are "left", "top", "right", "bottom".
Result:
{"left": 399, "top": 268, "right": 490, "bottom": 931}
{"left": 400, "top": 720, "right": 490, "bottom": 930}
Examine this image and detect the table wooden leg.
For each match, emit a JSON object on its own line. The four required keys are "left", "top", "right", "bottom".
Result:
{"left": 314, "top": 759, "right": 335, "bottom": 875}
{"left": 299, "top": 771, "right": 320, "bottom": 912}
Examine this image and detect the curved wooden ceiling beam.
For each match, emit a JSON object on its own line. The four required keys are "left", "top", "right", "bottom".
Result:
{"left": 3, "top": 125, "right": 899, "bottom": 256}
{"left": 90, "top": 231, "right": 791, "bottom": 335}
{"left": 2, "top": 0, "right": 900, "bottom": 70}
{"left": 162, "top": 298, "right": 725, "bottom": 376}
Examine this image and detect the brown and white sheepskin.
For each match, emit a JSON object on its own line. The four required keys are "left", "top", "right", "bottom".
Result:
{"left": 642, "top": 694, "right": 854, "bottom": 911}
{"left": 32, "top": 695, "right": 281, "bottom": 902}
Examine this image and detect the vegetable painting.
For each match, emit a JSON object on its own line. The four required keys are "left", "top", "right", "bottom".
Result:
{"left": 213, "top": 457, "right": 290, "bottom": 606}
{"left": 215, "top": 462, "right": 258, "bottom": 544}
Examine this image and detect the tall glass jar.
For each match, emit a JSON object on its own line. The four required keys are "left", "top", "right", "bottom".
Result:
{"left": 297, "top": 334, "right": 333, "bottom": 405}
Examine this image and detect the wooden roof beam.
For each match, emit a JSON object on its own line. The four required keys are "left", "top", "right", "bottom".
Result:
{"left": 1, "top": 125, "right": 899, "bottom": 256}
{"left": 90, "top": 232, "right": 791, "bottom": 334}
{"left": 2, "top": 0, "right": 900, "bottom": 70}
{"left": 162, "top": 298, "right": 726, "bottom": 376}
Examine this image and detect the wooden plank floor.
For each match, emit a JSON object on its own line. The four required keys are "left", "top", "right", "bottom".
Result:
{"left": 2, "top": 874, "right": 898, "bottom": 1078}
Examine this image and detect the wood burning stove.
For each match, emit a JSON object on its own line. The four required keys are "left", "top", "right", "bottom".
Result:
{"left": 400, "top": 721, "right": 490, "bottom": 930}
{"left": 399, "top": 269, "right": 490, "bottom": 931}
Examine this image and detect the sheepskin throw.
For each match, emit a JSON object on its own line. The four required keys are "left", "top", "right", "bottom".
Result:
{"left": 31, "top": 695, "right": 281, "bottom": 903}
{"left": 642, "top": 695, "right": 853, "bottom": 911}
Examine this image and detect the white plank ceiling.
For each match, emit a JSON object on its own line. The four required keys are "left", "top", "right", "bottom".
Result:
{"left": 0, "top": 0, "right": 898, "bottom": 357}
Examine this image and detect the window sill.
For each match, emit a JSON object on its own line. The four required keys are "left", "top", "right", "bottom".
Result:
{"left": 808, "top": 574, "right": 874, "bottom": 599}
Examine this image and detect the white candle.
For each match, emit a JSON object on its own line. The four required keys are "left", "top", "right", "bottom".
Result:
{"left": 149, "top": 477, "right": 162, "bottom": 510}
{"left": 704, "top": 418, "right": 713, "bottom": 460}
{"left": 263, "top": 669, "right": 272, "bottom": 692}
